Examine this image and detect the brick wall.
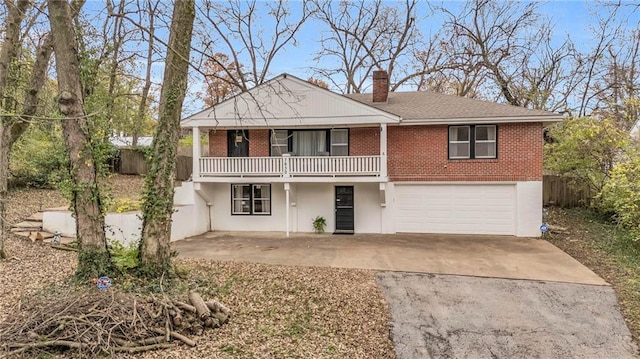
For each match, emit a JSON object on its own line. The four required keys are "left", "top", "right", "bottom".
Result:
{"left": 208, "top": 130, "right": 226, "bottom": 157}
{"left": 350, "top": 127, "right": 380, "bottom": 156}
{"left": 208, "top": 129, "right": 270, "bottom": 157}
{"left": 249, "top": 130, "right": 269, "bottom": 156}
{"left": 387, "top": 123, "right": 543, "bottom": 181}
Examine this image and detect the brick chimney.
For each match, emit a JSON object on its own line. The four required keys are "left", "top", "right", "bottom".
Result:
{"left": 372, "top": 69, "right": 389, "bottom": 102}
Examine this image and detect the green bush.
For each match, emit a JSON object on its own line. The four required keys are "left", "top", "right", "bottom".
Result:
{"left": 109, "top": 240, "right": 139, "bottom": 272}
{"left": 9, "top": 125, "right": 67, "bottom": 188}
{"left": 600, "top": 149, "right": 640, "bottom": 243}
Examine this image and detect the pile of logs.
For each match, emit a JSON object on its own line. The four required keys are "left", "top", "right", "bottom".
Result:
{"left": 170, "top": 291, "right": 233, "bottom": 337}
{"left": 0, "top": 290, "right": 232, "bottom": 356}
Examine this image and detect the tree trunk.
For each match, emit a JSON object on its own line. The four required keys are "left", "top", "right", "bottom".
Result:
{"left": 139, "top": 0, "right": 194, "bottom": 274}
{"left": 0, "top": 0, "right": 30, "bottom": 260}
{"left": 48, "top": 0, "right": 111, "bottom": 280}
{"left": 133, "top": 0, "right": 156, "bottom": 148}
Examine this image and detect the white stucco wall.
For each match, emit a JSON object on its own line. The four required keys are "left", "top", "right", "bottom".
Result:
{"left": 210, "top": 183, "right": 288, "bottom": 232}
{"left": 515, "top": 181, "right": 543, "bottom": 237}
{"left": 42, "top": 181, "right": 210, "bottom": 245}
{"left": 208, "top": 182, "right": 383, "bottom": 234}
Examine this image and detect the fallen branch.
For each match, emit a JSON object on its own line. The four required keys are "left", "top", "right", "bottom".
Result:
{"left": 174, "top": 301, "right": 196, "bottom": 313}
{"left": 50, "top": 244, "right": 78, "bottom": 252}
{"left": 151, "top": 328, "right": 196, "bottom": 347}
{"left": 112, "top": 342, "right": 175, "bottom": 353}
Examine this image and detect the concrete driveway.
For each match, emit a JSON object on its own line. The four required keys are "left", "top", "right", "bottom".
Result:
{"left": 175, "top": 231, "right": 605, "bottom": 285}
{"left": 176, "top": 232, "right": 638, "bottom": 358}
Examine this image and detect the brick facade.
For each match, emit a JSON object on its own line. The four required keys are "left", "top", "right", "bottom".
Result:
{"left": 208, "top": 129, "right": 270, "bottom": 157}
{"left": 349, "top": 127, "right": 379, "bottom": 156}
{"left": 387, "top": 123, "right": 543, "bottom": 182}
{"left": 208, "top": 123, "right": 543, "bottom": 182}
{"left": 208, "top": 130, "right": 226, "bottom": 157}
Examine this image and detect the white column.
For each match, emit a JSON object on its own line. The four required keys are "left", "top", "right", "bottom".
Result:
{"left": 284, "top": 182, "right": 290, "bottom": 237}
{"left": 192, "top": 127, "right": 201, "bottom": 180}
{"left": 380, "top": 123, "right": 388, "bottom": 179}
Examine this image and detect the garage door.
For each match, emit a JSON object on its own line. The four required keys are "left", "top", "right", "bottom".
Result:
{"left": 395, "top": 184, "right": 516, "bottom": 235}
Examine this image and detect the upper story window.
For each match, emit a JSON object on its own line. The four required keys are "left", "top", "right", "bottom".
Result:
{"left": 270, "top": 130, "right": 288, "bottom": 156}
{"left": 270, "top": 129, "right": 349, "bottom": 156}
{"left": 448, "top": 125, "right": 497, "bottom": 159}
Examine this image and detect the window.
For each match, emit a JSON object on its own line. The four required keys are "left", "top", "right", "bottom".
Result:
{"left": 270, "top": 129, "right": 349, "bottom": 156}
{"left": 474, "top": 125, "right": 497, "bottom": 158}
{"left": 232, "top": 184, "right": 271, "bottom": 215}
{"left": 293, "top": 130, "right": 327, "bottom": 156}
{"left": 270, "top": 130, "right": 288, "bottom": 156}
{"left": 330, "top": 129, "right": 349, "bottom": 156}
{"left": 448, "top": 125, "right": 497, "bottom": 159}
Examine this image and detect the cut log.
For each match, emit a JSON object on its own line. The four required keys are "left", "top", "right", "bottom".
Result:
{"left": 174, "top": 301, "right": 196, "bottom": 313}
{"left": 137, "top": 336, "right": 168, "bottom": 345}
{"left": 205, "top": 300, "right": 233, "bottom": 317}
{"left": 151, "top": 328, "right": 196, "bottom": 347}
{"left": 212, "top": 312, "right": 228, "bottom": 325}
{"left": 188, "top": 291, "right": 210, "bottom": 320}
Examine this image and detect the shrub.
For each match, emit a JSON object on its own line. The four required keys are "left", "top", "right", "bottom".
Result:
{"left": 109, "top": 240, "right": 139, "bottom": 272}
{"left": 105, "top": 197, "right": 142, "bottom": 213}
{"left": 600, "top": 149, "right": 640, "bottom": 243}
{"left": 9, "top": 125, "right": 67, "bottom": 188}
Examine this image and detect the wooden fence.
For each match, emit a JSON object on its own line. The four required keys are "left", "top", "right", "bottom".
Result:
{"left": 117, "top": 148, "right": 192, "bottom": 181}
{"left": 543, "top": 175, "right": 592, "bottom": 208}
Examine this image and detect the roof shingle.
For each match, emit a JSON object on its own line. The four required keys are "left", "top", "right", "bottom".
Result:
{"left": 345, "top": 91, "right": 560, "bottom": 122}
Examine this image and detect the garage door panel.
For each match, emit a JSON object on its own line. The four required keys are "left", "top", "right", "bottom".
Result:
{"left": 395, "top": 184, "right": 516, "bottom": 235}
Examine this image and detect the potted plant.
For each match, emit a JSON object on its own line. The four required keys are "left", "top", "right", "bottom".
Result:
{"left": 312, "top": 216, "right": 327, "bottom": 234}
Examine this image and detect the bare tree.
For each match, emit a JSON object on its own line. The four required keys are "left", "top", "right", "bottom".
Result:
{"left": 0, "top": 0, "right": 30, "bottom": 259}
{"left": 195, "top": 0, "right": 311, "bottom": 91}
{"left": 311, "top": 0, "right": 424, "bottom": 93}
{"left": 436, "top": 0, "right": 575, "bottom": 110}
{"left": 139, "top": 0, "right": 195, "bottom": 274}
{"left": 48, "top": 0, "right": 113, "bottom": 279}
{"left": 132, "top": 0, "right": 158, "bottom": 147}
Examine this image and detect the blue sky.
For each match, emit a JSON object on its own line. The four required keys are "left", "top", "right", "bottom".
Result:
{"left": 81, "top": 1, "right": 640, "bottom": 114}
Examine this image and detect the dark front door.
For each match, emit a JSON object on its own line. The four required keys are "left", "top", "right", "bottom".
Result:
{"left": 227, "top": 130, "right": 249, "bottom": 157}
{"left": 335, "top": 186, "right": 354, "bottom": 234}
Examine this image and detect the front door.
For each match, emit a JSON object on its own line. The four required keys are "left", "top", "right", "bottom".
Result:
{"left": 335, "top": 186, "right": 354, "bottom": 234}
{"left": 227, "top": 130, "right": 249, "bottom": 157}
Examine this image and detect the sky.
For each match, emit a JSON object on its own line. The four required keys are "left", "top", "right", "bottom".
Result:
{"left": 82, "top": 0, "right": 640, "bottom": 116}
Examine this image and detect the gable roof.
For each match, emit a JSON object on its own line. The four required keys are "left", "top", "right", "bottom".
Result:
{"left": 346, "top": 91, "right": 563, "bottom": 125}
{"left": 182, "top": 74, "right": 400, "bottom": 128}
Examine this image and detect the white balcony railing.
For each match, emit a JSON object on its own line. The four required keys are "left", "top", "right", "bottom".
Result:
{"left": 198, "top": 155, "right": 381, "bottom": 177}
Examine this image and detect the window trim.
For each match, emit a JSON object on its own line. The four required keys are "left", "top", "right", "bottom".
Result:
{"left": 448, "top": 125, "right": 497, "bottom": 160}
{"left": 269, "top": 128, "right": 350, "bottom": 156}
{"left": 330, "top": 128, "right": 350, "bottom": 156}
{"left": 231, "top": 184, "right": 272, "bottom": 216}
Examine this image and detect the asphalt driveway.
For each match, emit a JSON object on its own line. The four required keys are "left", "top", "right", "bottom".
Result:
{"left": 175, "top": 232, "right": 605, "bottom": 285}
{"left": 377, "top": 272, "right": 638, "bottom": 359}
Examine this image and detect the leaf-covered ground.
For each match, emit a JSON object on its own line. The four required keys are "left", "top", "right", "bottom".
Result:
{"left": 546, "top": 207, "right": 640, "bottom": 347}
{"left": 0, "top": 175, "right": 396, "bottom": 358}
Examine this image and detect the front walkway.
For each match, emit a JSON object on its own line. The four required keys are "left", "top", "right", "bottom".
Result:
{"left": 174, "top": 232, "right": 606, "bottom": 285}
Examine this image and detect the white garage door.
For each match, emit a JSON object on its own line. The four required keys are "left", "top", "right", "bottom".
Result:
{"left": 395, "top": 184, "right": 516, "bottom": 235}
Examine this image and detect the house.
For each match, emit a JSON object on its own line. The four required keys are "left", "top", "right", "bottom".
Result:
{"left": 178, "top": 71, "right": 562, "bottom": 238}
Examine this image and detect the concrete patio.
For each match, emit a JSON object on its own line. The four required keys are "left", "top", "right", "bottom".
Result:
{"left": 174, "top": 232, "right": 606, "bottom": 285}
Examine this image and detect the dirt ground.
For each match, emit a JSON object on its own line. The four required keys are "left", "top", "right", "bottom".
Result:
{"left": 377, "top": 272, "right": 638, "bottom": 359}
{"left": 0, "top": 176, "right": 396, "bottom": 358}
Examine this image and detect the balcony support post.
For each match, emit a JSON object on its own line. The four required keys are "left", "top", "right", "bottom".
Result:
{"left": 284, "top": 182, "right": 290, "bottom": 237}
{"left": 192, "top": 126, "right": 200, "bottom": 180}
{"left": 380, "top": 123, "right": 388, "bottom": 179}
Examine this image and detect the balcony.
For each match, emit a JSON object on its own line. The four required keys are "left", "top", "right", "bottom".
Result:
{"left": 197, "top": 155, "right": 382, "bottom": 180}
